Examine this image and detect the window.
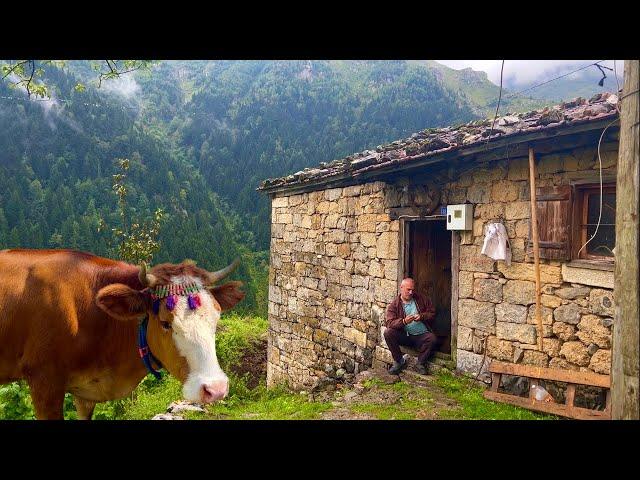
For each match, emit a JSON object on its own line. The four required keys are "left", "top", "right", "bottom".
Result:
{"left": 573, "top": 184, "right": 616, "bottom": 261}
{"left": 528, "top": 182, "right": 616, "bottom": 264}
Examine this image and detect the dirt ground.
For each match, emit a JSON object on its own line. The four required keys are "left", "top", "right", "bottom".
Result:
{"left": 316, "top": 367, "right": 462, "bottom": 420}
{"left": 223, "top": 340, "right": 539, "bottom": 420}
{"left": 227, "top": 339, "right": 469, "bottom": 419}
{"left": 228, "top": 338, "right": 268, "bottom": 389}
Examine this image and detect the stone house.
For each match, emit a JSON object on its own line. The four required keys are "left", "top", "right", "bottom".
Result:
{"left": 258, "top": 93, "right": 620, "bottom": 391}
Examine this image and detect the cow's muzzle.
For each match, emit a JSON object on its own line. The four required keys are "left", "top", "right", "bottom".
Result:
{"left": 200, "top": 379, "right": 229, "bottom": 403}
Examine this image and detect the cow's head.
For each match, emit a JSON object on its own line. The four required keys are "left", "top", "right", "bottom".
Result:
{"left": 95, "top": 259, "right": 245, "bottom": 404}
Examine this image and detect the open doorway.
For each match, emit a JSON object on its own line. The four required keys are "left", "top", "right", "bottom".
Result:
{"left": 403, "top": 219, "right": 452, "bottom": 356}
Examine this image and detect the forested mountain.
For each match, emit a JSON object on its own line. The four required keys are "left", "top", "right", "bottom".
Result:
{"left": 1, "top": 60, "right": 557, "bottom": 313}
{"left": 128, "top": 60, "right": 547, "bottom": 249}
{"left": 0, "top": 66, "right": 266, "bottom": 310}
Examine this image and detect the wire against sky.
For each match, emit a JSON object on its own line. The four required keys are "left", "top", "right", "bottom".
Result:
{"left": 503, "top": 61, "right": 609, "bottom": 99}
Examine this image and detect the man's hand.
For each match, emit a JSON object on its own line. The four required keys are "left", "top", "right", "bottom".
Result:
{"left": 404, "top": 314, "right": 420, "bottom": 324}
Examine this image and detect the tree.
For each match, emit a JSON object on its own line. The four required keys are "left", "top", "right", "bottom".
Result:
{"left": 1, "top": 60, "right": 157, "bottom": 99}
{"left": 98, "top": 158, "right": 166, "bottom": 265}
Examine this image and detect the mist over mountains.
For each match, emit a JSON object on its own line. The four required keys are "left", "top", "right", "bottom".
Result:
{"left": 2, "top": 59, "right": 589, "bottom": 311}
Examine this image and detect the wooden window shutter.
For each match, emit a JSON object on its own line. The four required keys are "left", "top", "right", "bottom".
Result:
{"left": 527, "top": 185, "right": 573, "bottom": 260}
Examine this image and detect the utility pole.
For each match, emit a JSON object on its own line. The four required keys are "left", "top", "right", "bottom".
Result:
{"left": 612, "top": 59, "right": 640, "bottom": 419}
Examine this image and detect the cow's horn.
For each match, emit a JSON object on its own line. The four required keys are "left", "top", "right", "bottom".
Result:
{"left": 207, "top": 258, "right": 241, "bottom": 284}
{"left": 138, "top": 262, "right": 158, "bottom": 288}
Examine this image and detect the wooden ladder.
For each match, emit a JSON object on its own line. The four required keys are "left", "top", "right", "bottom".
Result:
{"left": 483, "top": 361, "right": 611, "bottom": 420}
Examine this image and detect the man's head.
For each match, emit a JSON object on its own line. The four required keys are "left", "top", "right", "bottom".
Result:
{"left": 399, "top": 278, "right": 415, "bottom": 302}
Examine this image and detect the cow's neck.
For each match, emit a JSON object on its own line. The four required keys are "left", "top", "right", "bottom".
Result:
{"left": 68, "top": 317, "right": 151, "bottom": 402}
{"left": 68, "top": 265, "right": 152, "bottom": 402}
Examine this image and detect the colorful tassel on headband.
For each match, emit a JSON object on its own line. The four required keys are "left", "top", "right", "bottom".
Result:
{"left": 148, "top": 282, "right": 204, "bottom": 312}
{"left": 166, "top": 294, "right": 177, "bottom": 311}
{"left": 187, "top": 293, "right": 201, "bottom": 310}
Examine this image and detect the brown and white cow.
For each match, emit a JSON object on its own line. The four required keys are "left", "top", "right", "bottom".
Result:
{"left": 0, "top": 248, "right": 244, "bottom": 420}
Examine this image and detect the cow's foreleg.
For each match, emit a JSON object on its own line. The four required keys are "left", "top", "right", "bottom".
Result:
{"left": 26, "top": 376, "right": 65, "bottom": 420}
{"left": 73, "top": 396, "right": 96, "bottom": 420}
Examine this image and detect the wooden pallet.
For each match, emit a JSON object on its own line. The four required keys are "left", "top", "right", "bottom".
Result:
{"left": 483, "top": 361, "right": 611, "bottom": 420}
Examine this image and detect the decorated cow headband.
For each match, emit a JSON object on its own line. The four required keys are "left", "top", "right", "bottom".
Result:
{"left": 148, "top": 282, "right": 204, "bottom": 313}
{"left": 138, "top": 258, "right": 241, "bottom": 315}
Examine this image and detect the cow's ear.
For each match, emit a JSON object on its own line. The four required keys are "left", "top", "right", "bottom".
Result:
{"left": 96, "top": 284, "right": 148, "bottom": 321}
{"left": 209, "top": 281, "right": 245, "bottom": 311}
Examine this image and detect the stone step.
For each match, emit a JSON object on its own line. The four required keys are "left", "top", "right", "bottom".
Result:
{"left": 430, "top": 356, "right": 456, "bottom": 370}
{"left": 433, "top": 351, "right": 452, "bottom": 361}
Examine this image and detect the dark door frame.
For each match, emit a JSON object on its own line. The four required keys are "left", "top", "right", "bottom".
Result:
{"left": 398, "top": 216, "right": 457, "bottom": 362}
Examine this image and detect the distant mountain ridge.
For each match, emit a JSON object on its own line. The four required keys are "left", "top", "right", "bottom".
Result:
{"left": 429, "top": 60, "right": 620, "bottom": 104}
{"left": 2, "top": 59, "right": 574, "bottom": 313}
{"left": 132, "top": 60, "right": 553, "bottom": 248}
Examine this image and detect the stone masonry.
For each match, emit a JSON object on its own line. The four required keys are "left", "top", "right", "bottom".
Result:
{"left": 267, "top": 181, "right": 401, "bottom": 389}
{"left": 442, "top": 144, "right": 617, "bottom": 382}
{"left": 267, "top": 143, "right": 617, "bottom": 389}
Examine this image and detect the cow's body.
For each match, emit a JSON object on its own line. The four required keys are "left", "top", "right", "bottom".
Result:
{"left": 0, "top": 248, "right": 244, "bottom": 419}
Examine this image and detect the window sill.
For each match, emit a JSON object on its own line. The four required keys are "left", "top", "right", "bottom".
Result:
{"left": 566, "top": 259, "right": 615, "bottom": 272}
{"left": 562, "top": 261, "right": 615, "bottom": 289}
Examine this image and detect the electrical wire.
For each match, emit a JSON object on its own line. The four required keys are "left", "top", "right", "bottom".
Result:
{"left": 500, "top": 60, "right": 611, "bottom": 101}
{"left": 613, "top": 60, "right": 622, "bottom": 115}
{"left": 619, "top": 88, "right": 640, "bottom": 101}
{"left": 576, "top": 116, "right": 620, "bottom": 258}
{"left": 0, "top": 93, "right": 139, "bottom": 113}
{"left": 485, "top": 60, "right": 505, "bottom": 144}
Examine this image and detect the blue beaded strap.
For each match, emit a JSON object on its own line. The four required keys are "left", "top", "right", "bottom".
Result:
{"left": 137, "top": 315, "right": 163, "bottom": 380}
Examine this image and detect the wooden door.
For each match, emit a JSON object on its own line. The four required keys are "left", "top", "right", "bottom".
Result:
{"left": 407, "top": 220, "right": 452, "bottom": 354}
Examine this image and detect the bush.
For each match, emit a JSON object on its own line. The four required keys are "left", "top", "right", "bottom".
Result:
{"left": 0, "top": 382, "right": 35, "bottom": 420}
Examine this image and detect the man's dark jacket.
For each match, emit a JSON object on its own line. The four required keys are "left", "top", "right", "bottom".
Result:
{"left": 385, "top": 292, "right": 436, "bottom": 331}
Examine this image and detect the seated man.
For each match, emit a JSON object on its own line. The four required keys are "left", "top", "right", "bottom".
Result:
{"left": 384, "top": 277, "right": 437, "bottom": 375}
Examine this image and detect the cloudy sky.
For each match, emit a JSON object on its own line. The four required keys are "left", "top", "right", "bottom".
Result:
{"left": 435, "top": 60, "right": 621, "bottom": 88}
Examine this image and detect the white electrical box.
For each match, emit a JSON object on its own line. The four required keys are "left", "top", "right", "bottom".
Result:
{"left": 446, "top": 204, "right": 473, "bottom": 230}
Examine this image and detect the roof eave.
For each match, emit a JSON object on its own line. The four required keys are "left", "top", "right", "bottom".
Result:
{"left": 258, "top": 112, "right": 618, "bottom": 197}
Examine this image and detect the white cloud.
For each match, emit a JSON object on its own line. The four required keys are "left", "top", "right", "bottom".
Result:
{"left": 100, "top": 74, "right": 141, "bottom": 99}
{"left": 435, "top": 60, "right": 623, "bottom": 88}
{"left": 5, "top": 73, "right": 82, "bottom": 132}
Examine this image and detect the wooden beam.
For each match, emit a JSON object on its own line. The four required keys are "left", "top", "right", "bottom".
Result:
{"left": 612, "top": 59, "right": 640, "bottom": 420}
{"left": 565, "top": 384, "right": 576, "bottom": 405}
{"left": 398, "top": 219, "right": 408, "bottom": 289}
{"left": 450, "top": 232, "right": 460, "bottom": 366}
{"left": 389, "top": 207, "right": 445, "bottom": 220}
{"left": 491, "top": 373, "right": 501, "bottom": 391}
{"left": 483, "top": 390, "right": 610, "bottom": 420}
{"left": 529, "top": 378, "right": 540, "bottom": 400}
{"left": 528, "top": 146, "right": 544, "bottom": 351}
{"left": 488, "top": 361, "right": 611, "bottom": 388}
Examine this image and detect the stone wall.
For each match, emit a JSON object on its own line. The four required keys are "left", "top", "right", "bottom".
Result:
{"left": 441, "top": 144, "right": 617, "bottom": 382}
{"left": 267, "top": 182, "right": 401, "bottom": 389}
{"left": 267, "top": 143, "right": 618, "bottom": 389}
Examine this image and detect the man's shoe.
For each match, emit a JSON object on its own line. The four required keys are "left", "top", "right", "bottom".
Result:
{"left": 388, "top": 357, "right": 407, "bottom": 375}
{"left": 415, "top": 363, "right": 429, "bottom": 375}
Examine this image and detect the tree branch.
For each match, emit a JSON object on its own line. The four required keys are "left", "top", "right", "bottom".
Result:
{"left": 25, "top": 60, "right": 36, "bottom": 97}
{"left": 98, "top": 60, "right": 147, "bottom": 88}
{"left": 1, "top": 60, "right": 29, "bottom": 80}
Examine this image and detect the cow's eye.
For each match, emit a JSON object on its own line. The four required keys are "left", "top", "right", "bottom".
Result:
{"left": 160, "top": 321, "right": 172, "bottom": 331}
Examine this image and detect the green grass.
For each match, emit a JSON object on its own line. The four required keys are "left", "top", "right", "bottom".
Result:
{"left": 432, "top": 370, "right": 557, "bottom": 420}
{"left": 2, "top": 312, "right": 559, "bottom": 421}
{"left": 97, "top": 312, "right": 270, "bottom": 420}
{"left": 95, "top": 375, "right": 184, "bottom": 420}
{"left": 190, "top": 384, "right": 332, "bottom": 420}
{"left": 215, "top": 312, "right": 268, "bottom": 368}
{"left": 342, "top": 379, "right": 433, "bottom": 420}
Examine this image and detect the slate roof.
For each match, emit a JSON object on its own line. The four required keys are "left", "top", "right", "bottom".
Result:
{"left": 258, "top": 92, "right": 619, "bottom": 192}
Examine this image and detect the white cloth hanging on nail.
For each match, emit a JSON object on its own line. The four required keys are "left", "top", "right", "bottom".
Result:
{"left": 481, "top": 222, "right": 512, "bottom": 266}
